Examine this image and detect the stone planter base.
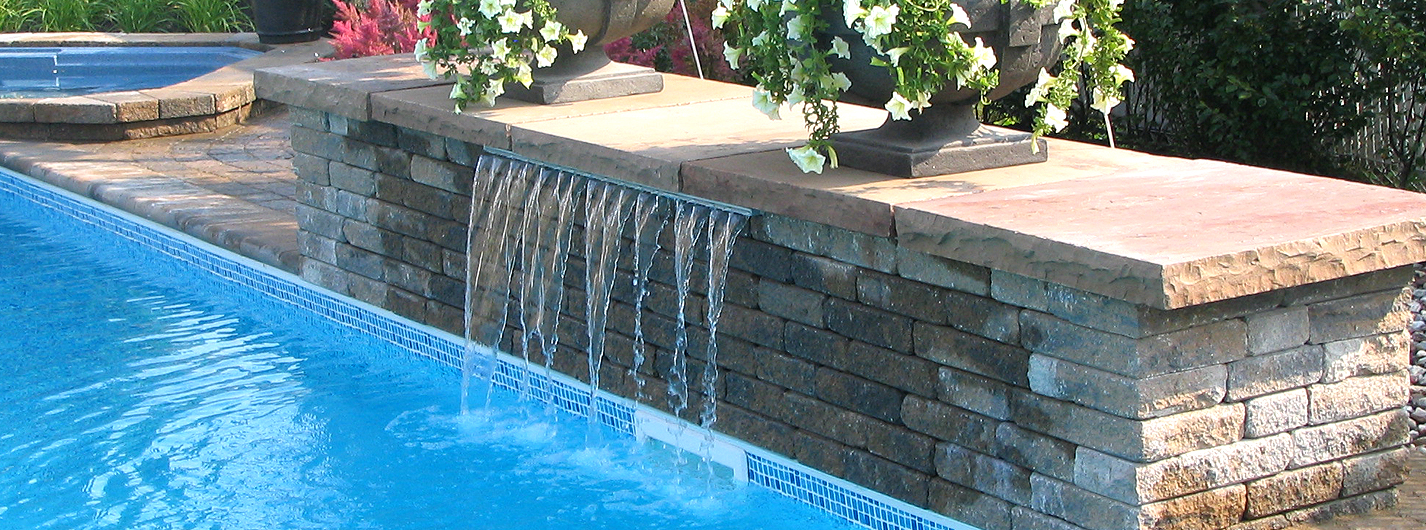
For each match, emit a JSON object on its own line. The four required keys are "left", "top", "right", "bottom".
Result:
{"left": 831, "top": 104, "right": 1048, "bottom": 177}
{"left": 504, "top": 51, "right": 663, "bottom": 105}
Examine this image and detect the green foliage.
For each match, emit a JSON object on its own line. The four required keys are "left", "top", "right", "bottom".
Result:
{"left": 173, "top": 0, "right": 252, "bottom": 32}
{"left": 1342, "top": 0, "right": 1426, "bottom": 190}
{"left": 0, "top": 0, "right": 251, "bottom": 32}
{"left": 108, "top": 0, "right": 178, "bottom": 32}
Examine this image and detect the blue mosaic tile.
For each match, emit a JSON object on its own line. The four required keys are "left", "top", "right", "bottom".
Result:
{"left": 0, "top": 166, "right": 975, "bottom": 530}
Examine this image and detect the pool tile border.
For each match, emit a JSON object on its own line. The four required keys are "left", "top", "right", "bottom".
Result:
{"left": 0, "top": 166, "right": 974, "bottom": 530}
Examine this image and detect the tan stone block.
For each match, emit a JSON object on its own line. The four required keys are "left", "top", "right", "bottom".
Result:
{"left": 1072, "top": 435, "right": 1292, "bottom": 504}
{"left": 256, "top": 54, "right": 450, "bottom": 120}
{"left": 1226, "top": 345, "right": 1323, "bottom": 401}
{"left": 1012, "top": 391, "right": 1244, "bottom": 462}
{"left": 33, "top": 96, "right": 117, "bottom": 124}
{"left": 1244, "top": 389, "right": 1309, "bottom": 438}
{"left": 142, "top": 89, "right": 216, "bottom": 119}
{"left": 1321, "top": 332, "right": 1409, "bottom": 383}
{"left": 1029, "top": 354, "right": 1227, "bottom": 419}
{"left": 1031, "top": 473, "right": 1140, "bottom": 530}
{"left": 1291, "top": 410, "right": 1412, "bottom": 468}
{"left": 0, "top": 100, "right": 35, "bottom": 122}
{"left": 1340, "top": 447, "right": 1411, "bottom": 496}
{"left": 1226, "top": 516, "right": 1291, "bottom": 530}
{"left": 89, "top": 91, "right": 160, "bottom": 122}
{"left": 1139, "top": 484, "right": 1246, "bottom": 530}
{"left": 1283, "top": 488, "right": 1397, "bottom": 526}
{"left": 1307, "top": 371, "right": 1409, "bottom": 425}
{"left": 1244, "top": 462, "right": 1343, "bottom": 518}
{"left": 1021, "top": 311, "right": 1248, "bottom": 378}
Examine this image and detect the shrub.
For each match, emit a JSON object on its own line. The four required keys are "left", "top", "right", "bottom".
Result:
{"left": 328, "top": 0, "right": 423, "bottom": 60}
{"left": 605, "top": 1, "right": 741, "bottom": 83}
{"left": 1343, "top": 0, "right": 1426, "bottom": 190}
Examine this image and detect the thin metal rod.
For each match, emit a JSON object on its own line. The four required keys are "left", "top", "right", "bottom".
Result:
{"left": 676, "top": 0, "right": 706, "bottom": 80}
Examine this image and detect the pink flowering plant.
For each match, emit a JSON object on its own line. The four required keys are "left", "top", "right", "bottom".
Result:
{"left": 413, "top": 0, "right": 589, "bottom": 110}
{"left": 716, "top": 0, "right": 1134, "bottom": 172}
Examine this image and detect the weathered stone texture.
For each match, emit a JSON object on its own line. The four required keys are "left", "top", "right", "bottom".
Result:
{"left": 896, "top": 246, "right": 990, "bottom": 295}
{"left": 1021, "top": 311, "right": 1248, "bottom": 378}
{"left": 1073, "top": 435, "right": 1291, "bottom": 505}
{"left": 1307, "top": 288, "right": 1411, "bottom": 344}
{"left": 1244, "top": 389, "right": 1309, "bottom": 438}
{"left": 1225, "top": 345, "right": 1324, "bottom": 401}
{"left": 1321, "top": 332, "right": 1409, "bottom": 384}
{"left": 1291, "top": 410, "right": 1412, "bottom": 468}
{"left": 1306, "top": 371, "right": 1409, "bottom": 425}
{"left": 1029, "top": 355, "right": 1226, "bottom": 419}
{"left": 1245, "top": 307, "right": 1310, "bottom": 355}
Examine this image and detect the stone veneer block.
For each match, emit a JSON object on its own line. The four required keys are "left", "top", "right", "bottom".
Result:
{"left": 1245, "top": 307, "right": 1310, "bottom": 354}
{"left": 897, "top": 162, "right": 1426, "bottom": 309}
{"left": 1225, "top": 345, "right": 1324, "bottom": 401}
{"left": 1307, "top": 288, "right": 1411, "bottom": 344}
{"left": 1072, "top": 436, "right": 1292, "bottom": 504}
{"left": 1306, "top": 371, "right": 1409, "bottom": 425}
{"left": 1012, "top": 391, "right": 1244, "bottom": 462}
{"left": 1321, "top": 332, "right": 1409, "bottom": 383}
{"left": 1290, "top": 410, "right": 1412, "bottom": 468}
{"left": 1244, "top": 389, "right": 1309, "bottom": 438}
{"left": 1029, "top": 355, "right": 1227, "bottom": 419}
{"left": 143, "top": 89, "right": 216, "bottom": 119}
{"left": 33, "top": 96, "right": 117, "bottom": 124}
{"left": 0, "top": 100, "right": 35, "bottom": 122}
{"left": 89, "top": 91, "right": 161, "bottom": 122}
{"left": 1244, "top": 462, "right": 1345, "bottom": 518}
{"left": 1021, "top": 311, "right": 1248, "bottom": 378}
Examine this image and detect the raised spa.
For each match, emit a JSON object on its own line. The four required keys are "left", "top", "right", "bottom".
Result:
{"left": 0, "top": 46, "right": 260, "bottom": 99}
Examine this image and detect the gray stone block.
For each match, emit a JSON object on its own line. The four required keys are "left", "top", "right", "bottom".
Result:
{"left": 290, "top": 125, "right": 344, "bottom": 158}
{"left": 1291, "top": 410, "right": 1412, "bottom": 468}
{"left": 896, "top": 247, "right": 990, "bottom": 296}
{"left": 1321, "top": 332, "right": 1409, "bottom": 384}
{"left": 931, "top": 480, "right": 1014, "bottom": 530}
{"left": 754, "top": 351, "right": 817, "bottom": 395}
{"left": 444, "top": 137, "right": 484, "bottom": 167}
{"left": 994, "top": 423, "right": 1077, "bottom": 482}
{"left": 411, "top": 155, "right": 471, "bottom": 195}
{"left": 397, "top": 127, "right": 446, "bottom": 159}
{"left": 1308, "top": 288, "right": 1411, "bottom": 344}
{"left": 789, "top": 252, "right": 859, "bottom": 300}
{"left": 1306, "top": 371, "right": 1409, "bottom": 425}
{"left": 916, "top": 322, "right": 1030, "bottom": 387}
{"left": 342, "top": 219, "right": 405, "bottom": 259}
{"left": 783, "top": 391, "right": 872, "bottom": 447}
{"left": 1280, "top": 266, "right": 1413, "bottom": 306}
{"left": 843, "top": 341, "right": 937, "bottom": 397}
{"left": 297, "top": 230, "right": 338, "bottom": 264}
{"left": 717, "top": 403, "right": 798, "bottom": 458}
{"left": 332, "top": 190, "right": 370, "bottom": 221}
{"left": 292, "top": 152, "right": 330, "bottom": 186}
{"left": 375, "top": 174, "right": 455, "bottom": 221}
{"left": 1339, "top": 448, "right": 1410, "bottom": 497}
{"left": 758, "top": 280, "right": 825, "bottom": 327}
{"left": 1244, "top": 462, "right": 1344, "bottom": 519}
{"left": 340, "top": 137, "right": 378, "bottom": 171}
{"left": 937, "top": 443, "right": 1031, "bottom": 506}
{"left": 326, "top": 112, "right": 349, "bottom": 135}
{"left": 1029, "top": 355, "right": 1227, "bottom": 420}
{"left": 1029, "top": 474, "right": 1138, "bottom": 530}
{"left": 296, "top": 180, "right": 336, "bottom": 210}
{"left": 943, "top": 289, "right": 1022, "bottom": 345}
{"left": 335, "top": 243, "right": 387, "bottom": 281}
{"left": 1021, "top": 311, "right": 1248, "bottom": 378}
{"left": 1246, "top": 306, "right": 1310, "bottom": 355}
{"left": 730, "top": 238, "right": 793, "bottom": 282}
{"left": 287, "top": 106, "right": 325, "bottom": 130}
{"left": 384, "top": 260, "right": 433, "bottom": 297}
{"left": 1010, "top": 507, "right": 1091, "bottom": 530}
{"left": 938, "top": 366, "right": 1015, "bottom": 420}
{"left": 1282, "top": 488, "right": 1397, "bottom": 527}
{"left": 902, "top": 394, "right": 1000, "bottom": 450}
{"left": 1244, "top": 389, "right": 1309, "bottom": 438}
{"left": 842, "top": 450, "right": 930, "bottom": 506}
{"left": 864, "top": 420, "right": 937, "bottom": 473}
{"left": 1072, "top": 435, "right": 1292, "bottom": 504}
{"left": 857, "top": 271, "right": 949, "bottom": 323}
{"left": 826, "top": 298, "right": 913, "bottom": 352}
{"left": 719, "top": 304, "right": 784, "bottom": 349}
{"left": 756, "top": 214, "right": 897, "bottom": 273}
{"left": 367, "top": 200, "right": 433, "bottom": 239}
{"left": 815, "top": 368, "right": 903, "bottom": 423}
{"left": 296, "top": 204, "right": 347, "bottom": 240}
{"left": 347, "top": 119, "right": 397, "bottom": 147}
{"left": 1226, "top": 345, "right": 1324, "bottom": 402}
{"left": 724, "top": 371, "right": 789, "bottom": 420}
{"left": 329, "top": 161, "right": 377, "bottom": 196}
{"left": 299, "top": 256, "right": 350, "bottom": 295}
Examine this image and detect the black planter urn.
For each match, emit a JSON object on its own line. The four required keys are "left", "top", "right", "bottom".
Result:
{"left": 251, "top": 0, "right": 327, "bottom": 44}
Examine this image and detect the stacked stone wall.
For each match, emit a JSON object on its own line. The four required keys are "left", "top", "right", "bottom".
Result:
{"left": 286, "top": 107, "right": 1414, "bottom": 530}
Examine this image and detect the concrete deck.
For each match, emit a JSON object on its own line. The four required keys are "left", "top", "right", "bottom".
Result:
{"left": 0, "top": 90, "right": 1421, "bottom": 529}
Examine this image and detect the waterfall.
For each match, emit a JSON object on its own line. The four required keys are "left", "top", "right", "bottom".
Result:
{"left": 462, "top": 152, "right": 747, "bottom": 452}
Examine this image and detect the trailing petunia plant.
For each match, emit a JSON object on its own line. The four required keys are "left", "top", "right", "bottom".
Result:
{"left": 715, "top": 0, "right": 1135, "bottom": 172}
{"left": 413, "top": 0, "right": 590, "bottom": 111}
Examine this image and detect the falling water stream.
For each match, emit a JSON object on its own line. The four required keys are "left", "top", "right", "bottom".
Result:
{"left": 462, "top": 153, "right": 748, "bottom": 464}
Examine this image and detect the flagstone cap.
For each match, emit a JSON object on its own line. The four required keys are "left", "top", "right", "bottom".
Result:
{"left": 256, "top": 56, "right": 1426, "bottom": 309}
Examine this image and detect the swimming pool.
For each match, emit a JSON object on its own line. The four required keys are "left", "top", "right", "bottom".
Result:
{"left": 0, "top": 170, "right": 970, "bottom": 529}
{"left": 0, "top": 47, "right": 261, "bottom": 99}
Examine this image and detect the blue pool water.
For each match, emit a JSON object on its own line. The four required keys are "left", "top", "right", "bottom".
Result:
{"left": 0, "top": 47, "right": 260, "bottom": 99}
{"left": 0, "top": 185, "right": 851, "bottom": 528}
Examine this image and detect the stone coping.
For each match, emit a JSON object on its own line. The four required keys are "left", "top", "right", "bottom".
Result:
{"left": 0, "top": 33, "right": 331, "bottom": 140}
{"left": 255, "top": 55, "right": 1426, "bottom": 310}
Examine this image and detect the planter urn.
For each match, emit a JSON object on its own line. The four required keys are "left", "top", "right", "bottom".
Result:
{"left": 250, "top": 0, "right": 327, "bottom": 44}
{"left": 825, "top": 0, "right": 1062, "bottom": 177}
{"left": 505, "top": 0, "right": 675, "bottom": 104}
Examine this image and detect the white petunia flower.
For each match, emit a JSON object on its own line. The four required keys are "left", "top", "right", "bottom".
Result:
{"left": 747, "top": 0, "right": 763, "bottom": 10}
{"left": 830, "top": 36, "right": 851, "bottom": 59}
{"left": 723, "top": 43, "right": 742, "bottom": 67}
{"left": 497, "top": 10, "right": 526, "bottom": 33}
{"left": 540, "top": 21, "right": 565, "bottom": 42}
{"left": 885, "top": 46, "right": 910, "bottom": 66}
{"left": 912, "top": 91, "right": 931, "bottom": 110}
{"left": 1053, "top": 0, "right": 1075, "bottom": 21}
{"left": 786, "top": 145, "right": 827, "bottom": 173}
{"left": 948, "top": 2, "right": 970, "bottom": 28}
{"left": 1112, "top": 64, "right": 1135, "bottom": 84}
{"left": 450, "top": 81, "right": 466, "bottom": 100}
{"left": 422, "top": 59, "right": 440, "bottom": 79}
{"left": 788, "top": 16, "right": 809, "bottom": 41}
{"left": 863, "top": 5, "right": 898, "bottom": 39}
{"left": 885, "top": 91, "right": 914, "bottom": 120}
{"left": 1045, "top": 103, "right": 1069, "bottom": 131}
{"left": 711, "top": 6, "right": 729, "bottom": 28}
{"left": 1091, "top": 88, "right": 1120, "bottom": 115}
{"left": 457, "top": 17, "right": 476, "bottom": 36}
{"left": 535, "top": 45, "right": 559, "bottom": 67}
{"left": 844, "top": 0, "right": 867, "bottom": 27}
{"left": 969, "top": 37, "right": 996, "bottom": 70}
{"left": 491, "top": 38, "right": 512, "bottom": 58}
{"left": 514, "top": 63, "right": 534, "bottom": 87}
{"left": 414, "top": 37, "right": 430, "bottom": 61}
{"left": 417, "top": 0, "right": 433, "bottom": 16}
{"left": 752, "top": 88, "right": 782, "bottom": 119}
{"left": 786, "top": 86, "right": 806, "bottom": 107}
{"left": 478, "top": 81, "right": 505, "bottom": 107}
{"left": 479, "top": 0, "right": 502, "bottom": 17}
{"left": 1024, "top": 68, "right": 1055, "bottom": 106}
{"left": 780, "top": 0, "right": 795, "bottom": 15}
{"left": 1057, "top": 18, "right": 1077, "bottom": 42}
{"left": 827, "top": 72, "right": 852, "bottom": 92}
{"left": 568, "top": 31, "right": 588, "bottom": 53}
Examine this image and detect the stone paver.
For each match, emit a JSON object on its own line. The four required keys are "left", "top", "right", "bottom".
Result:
{"left": 0, "top": 108, "right": 299, "bottom": 271}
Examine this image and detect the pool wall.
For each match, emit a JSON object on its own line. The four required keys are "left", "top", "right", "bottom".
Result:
{"left": 256, "top": 55, "right": 1426, "bottom": 530}
{"left": 0, "top": 33, "right": 328, "bottom": 141}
